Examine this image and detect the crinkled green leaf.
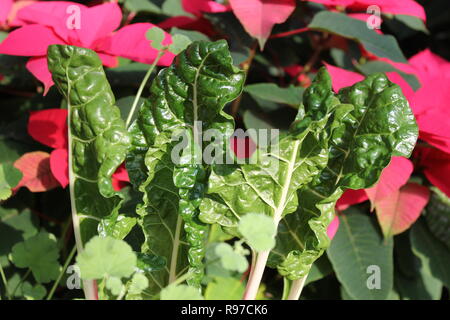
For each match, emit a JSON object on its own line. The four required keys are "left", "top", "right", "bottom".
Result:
{"left": 76, "top": 236, "right": 137, "bottom": 280}
{"left": 270, "top": 68, "right": 418, "bottom": 280}
{"left": 200, "top": 71, "right": 338, "bottom": 231}
{"left": 98, "top": 214, "right": 137, "bottom": 240}
{"left": 10, "top": 231, "right": 60, "bottom": 284}
{"left": 48, "top": 45, "right": 131, "bottom": 244}
{"left": 129, "top": 40, "right": 245, "bottom": 290}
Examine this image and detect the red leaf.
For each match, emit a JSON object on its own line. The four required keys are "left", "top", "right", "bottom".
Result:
{"left": 336, "top": 189, "right": 368, "bottom": 211}
{"left": 418, "top": 148, "right": 450, "bottom": 198}
{"left": 14, "top": 151, "right": 59, "bottom": 192}
{"left": 230, "top": 136, "right": 257, "bottom": 159}
{"left": 327, "top": 214, "right": 340, "bottom": 240}
{"left": 374, "top": 183, "right": 430, "bottom": 238}
{"left": 365, "top": 157, "right": 414, "bottom": 210}
{"left": 229, "top": 0, "right": 296, "bottom": 49}
{"left": 50, "top": 148, "right": 68, "bottom": 188}
{"left": 182, "top": 0, "right": 229, "bottom": 17}
{"left": 324, "top": 63, "right": 364, "bottom": 92}
{"left": 28, "top": 109, "right": 68, "bottom": 149}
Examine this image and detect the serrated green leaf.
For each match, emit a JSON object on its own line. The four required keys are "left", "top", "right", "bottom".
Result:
{"left": 128, "top": 273, "right": 149, "bottom": 295}
{"left": 48, "top": 45, "right": 131, "bottom": 245}
{"left": 214, "top": 243, "right": 248, "bottom": 273}
{"left": 168, "top": 34, "right": 192, "bottom": 55}
{"left": 106, "top": 277, "right": 124, "bottom": 296}
{"left": 76, "top": 236, "right": 137, "bottom": 280}
{"left": 309, "top": 11, "right": 407, "bottom": 62}
{"left": 0, "top": 162, "right": 22, "bottom": 200}
{"left": 146, "top": 27, "right": 165, "bottom": 50}
{"left": 21, "top": 282, "right": 47, "bottom": 300}
{"left": 0, "top": 208, "right": 39, "bottom": 256}
{"left": 327, "top": 209, "right": 394, "bottom": 300}
{"left": 10, "top": 231, "right": 61, "bottom": 284}
{"left": 205, "top": 277, "right": 245, "bottom": 300}
{"left": 160, "top": 284, "right": 204, "bottom": 300}
{"left": 238, "top": 214, "right": 276, "bottom": 252}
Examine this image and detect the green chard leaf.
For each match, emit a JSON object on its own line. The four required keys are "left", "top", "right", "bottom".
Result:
{"left": 270, "top": 68, "right": 418, "bottom": 280}
{"left": 127, "top": 40, "right": 245, "bottom": 291}
{"left": 200, "top": 68, "right": 340, "bottom": 253}
{"left": 47, "top": 45, "right": 131, "bottom": 244}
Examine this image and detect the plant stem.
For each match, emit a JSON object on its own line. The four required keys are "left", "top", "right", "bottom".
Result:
{"left": 46, "top": 245, "right": 77, "bottom": 300}
{"left": 287, "top": 276, "right": 307, "bottom": 300}
{"left": 0, "top": 263, "right": 11, "bottom": 300}
{"left": 125, "top": 50, "right": 165, "bottom": 128}
{"left": 270, "top": 27, "right": 310, "bottom": 39}
{"left": 242, "top": 250, "right": 270, "bottom": 300}
{"left": 67, "top": 100, "right": 97, "bottom": 300}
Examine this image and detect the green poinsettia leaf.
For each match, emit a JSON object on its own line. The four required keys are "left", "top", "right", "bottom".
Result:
{"left": 47, "top": 45, "right": 131, "bottom": 245}
{"left": 76, "top": 236, "right": 137, "bottom": 280}
{"left": 10, "top": 231, "right": 60, "bottom": 284}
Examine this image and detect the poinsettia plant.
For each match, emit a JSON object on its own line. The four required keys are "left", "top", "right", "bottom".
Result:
{"left": 0, "top": 0, "right": 449, "bottom": 301}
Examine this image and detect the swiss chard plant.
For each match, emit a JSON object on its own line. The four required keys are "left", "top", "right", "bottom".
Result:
{"left": 40, "top": 36, "right": 417, "bottom": 300}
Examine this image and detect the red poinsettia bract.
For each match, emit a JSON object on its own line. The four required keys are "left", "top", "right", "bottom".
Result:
{"left": 0, "top": 1, "right": 174, "bottom": 93}
{"left": 26, "top": 108, "right": 129, "bottom": 191}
